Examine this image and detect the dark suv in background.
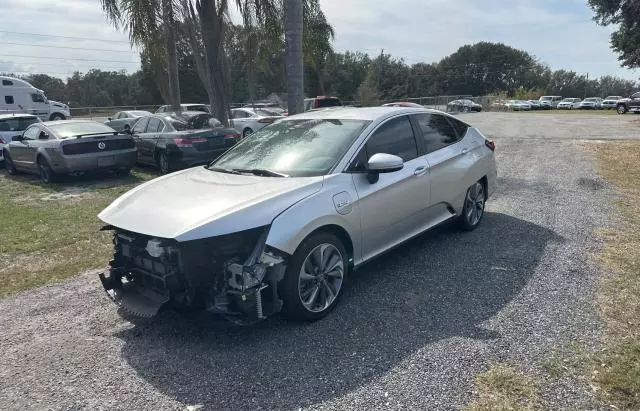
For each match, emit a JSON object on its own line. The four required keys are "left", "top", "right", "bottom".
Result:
{"left": 616, "top": 91, "right": 640, "bottom": 114}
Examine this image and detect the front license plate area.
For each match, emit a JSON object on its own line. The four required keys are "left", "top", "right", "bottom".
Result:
{"left": 98, "top": 156, "right": 115, "bottom": 167}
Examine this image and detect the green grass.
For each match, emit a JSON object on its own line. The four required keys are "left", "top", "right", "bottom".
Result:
{"left": 585, "top": 141, "right": 640, "bottom": 409}
{"left": 465, "top": 365, "right": 539, "bottom": 411}
{"left": 0, "top": 168, "right": 156, "bottom": 295}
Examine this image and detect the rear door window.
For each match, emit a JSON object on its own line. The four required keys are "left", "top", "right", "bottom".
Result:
{"left": 446, "top": 116, "right": 470, "bottom": 139}
{"left": 132, "top": 117, "right": 149, "bottom": 134}
{"left": 414, "top": 113, "right": 460, "bottom": 153}
{"left": 317, "top": 98, "right": 342, "bottom": 108}
{"left": 146, "top": 118, "right": 161, "bottom": 133}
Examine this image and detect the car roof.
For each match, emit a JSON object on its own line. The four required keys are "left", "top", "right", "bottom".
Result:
{"left": 284, "top": 106, "right": 446, "bottom": 121}
{"left": 0, "top": 113, "right": 39, "bottom": 120}
{"left": 40, "top": 119, "right": 99, "bottom": 127}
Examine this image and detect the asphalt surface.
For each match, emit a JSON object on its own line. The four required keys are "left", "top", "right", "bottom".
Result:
{"left": 0, "top": 113, "right": 623, "bottom": 410}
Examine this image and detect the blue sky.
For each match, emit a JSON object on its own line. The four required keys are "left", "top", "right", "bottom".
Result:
{"left": 0, "top": 0, "right": 637, "bottom": 81}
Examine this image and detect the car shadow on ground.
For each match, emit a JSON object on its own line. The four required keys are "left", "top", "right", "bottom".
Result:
{"left": 115, "top": 212, "right": 563, "bottom": 409}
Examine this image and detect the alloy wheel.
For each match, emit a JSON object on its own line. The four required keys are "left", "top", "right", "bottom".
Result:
{"left": 465, "top": 182, "right": 485, "bottom": 226}
{"left": 37, "top": 158, "right": 52, "bottom": 183}
{"left": 298, "top": 244, "right": 344, "bottom": 313}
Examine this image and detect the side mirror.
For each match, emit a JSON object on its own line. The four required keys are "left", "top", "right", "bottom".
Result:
{"left": 12, "top": 135, "right": 23, "bottom": 142}
{"left": 107, "top": 117, "right": 112, "bottom": 121}
{"left": 39, "top": 132, "right": 49, "bottom": 140}
{"left": 366, "top": 153, "right": 404, "bottom": 183}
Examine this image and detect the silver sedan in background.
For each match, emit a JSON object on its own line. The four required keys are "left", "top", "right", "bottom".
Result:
{"left": 230, "top": 107, "right": 285, "bottom": 137}
{"left": 104, "top": 110, "right": 152, "bottom": 132}
{"left": 98, "top": 107, "right": 497, "bottom": 323}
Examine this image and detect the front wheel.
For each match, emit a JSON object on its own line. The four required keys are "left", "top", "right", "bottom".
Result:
{"left": 280, "top": 232, "right": 348, "bottom": 321}
{"left": 49, "top": 113, "right": 66, "bottom": 121}
{"left": 4, "top": 152, "right": 18, "bottom": 175}
{"left": 617, "top": 104, "right": 628, "bottom": 115}
{"left": 458, "top": 181, "right": 486, "bottom": 231}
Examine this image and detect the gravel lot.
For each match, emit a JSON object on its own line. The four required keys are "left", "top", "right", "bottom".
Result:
{"left": 0, "top": 113, "right": 626, "bottom": 410}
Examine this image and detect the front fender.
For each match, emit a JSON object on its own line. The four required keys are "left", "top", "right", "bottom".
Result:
{"left": 265, "top": 174, "right": 361, "bottom": 262}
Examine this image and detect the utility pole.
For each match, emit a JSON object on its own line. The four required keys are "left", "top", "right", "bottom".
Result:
{"left": 584, "top": 72, "right": 589, "bottom": 99}
{"left": 376, "top": 49, "right": 384, "bottom": 90}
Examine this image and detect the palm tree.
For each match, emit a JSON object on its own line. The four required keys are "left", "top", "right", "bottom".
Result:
{"left": 100, "top": 0, "right": 181, "bottom": 111}
{"left": 284, "top": 0, "right": 304, "bottom": 114}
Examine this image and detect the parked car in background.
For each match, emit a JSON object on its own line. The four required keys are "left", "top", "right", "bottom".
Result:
{"left": 556, "top": 98, "right": 582, "bottom": 109}
{"left": 303, "top": 96, "right": 342, "bottom": 111}
{"left": 0, "top": 75, "right": 71, "bottom": 121}
{"left": 601, "top": 96, "right": 623, "bottom": 110}
{"left": 615, "top": 91, "right": 640, "bottom": 114}
{"left": 97, "top": 107, "right": 497, "bottom": 322}
{"left": 104, "top": 110, "right": 152, "bottom": 132}
{"left": 505, "top": 100, "right": 532, "bottom": 111}
{"left": 382, "top": 102, "right": 424, "bottom": 108}
{"left": 155, "top": 104, "right": 210, "bottom": 114}
{"left": 230, "top": 107, "right": 285, "bottom": 137}
{"left": 129, "top": 111, "right": 240, "bottom": 174}
{"left": 241, "top": 103, "right": 286, "bottom": 115}
{"left": 538, "top": 95, "right": 563, "bottom": 109}
{"left": 3, "top": 120, "right": 136, "bottom": 182}
{"left": 578, "top": 97, "right": 603, "bottom": 109}
{"left": 446, "top": 99, "right": 483, "bottom": 112}
{"left": 0, "top": 113, "right": 41, "bottom": 164}
{"left": 527, "top": 100, "right": 543, "bottom": 110}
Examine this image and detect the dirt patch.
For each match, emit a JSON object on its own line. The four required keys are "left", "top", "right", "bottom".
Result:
{"left": 41, "top": 187, "right": 96, "bottom": 201}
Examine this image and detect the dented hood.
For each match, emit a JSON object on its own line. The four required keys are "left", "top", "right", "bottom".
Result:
{"left": 98, "top": 167, "right": 323, "bottom": 241}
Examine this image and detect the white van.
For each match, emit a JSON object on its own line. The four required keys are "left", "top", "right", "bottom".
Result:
{"left": 0, "top": 76, "right": 71, "bottom": 121}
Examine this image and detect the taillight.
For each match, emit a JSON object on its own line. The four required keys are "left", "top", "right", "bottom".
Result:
{"left": 224, "top": 133, "right": 240, "bottom": 139}
{"left": 174, "top": 137, "right": 207, "bottom": 147}
{"left": 257, "top": 117, "right": 275, "bottom": 124}
{"left": 485, "top": 140, "right": 496, "bottom": 151}
{"left": 0, "top": 137, "right": 5, "bottom": 144}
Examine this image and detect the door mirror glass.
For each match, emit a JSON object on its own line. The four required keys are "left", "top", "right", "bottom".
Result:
{"left": 107, "top": 117, "right": 112, "bottom": 121}
{"left": 12, "top": 135, "right": 23, "bottom": 142}
{"left": 366, "top": 153, "right": 403, "bottom": 183}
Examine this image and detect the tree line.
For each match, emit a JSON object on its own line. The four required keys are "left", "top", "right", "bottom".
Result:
{"left": 4, "top": 41, "right": 638, "bottom": 109}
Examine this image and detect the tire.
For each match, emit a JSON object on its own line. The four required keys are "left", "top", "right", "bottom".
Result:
{"left": 617, "top": 104, "right": 628, "bottom": 115}
{"left": 4, "top": 151, "right": 18, "bottom": 175}
{"left": 49, "top": 113, "right": 65, "bottom": 121}
{"left": 37, "top": 156, "right": 58, "bottom": 183}
{"left": 280, "top": 232, "right": 348, "bottom": 321}
{"left": 242, "top": 128, "right": 253, "bottom": 138}
{"left": 458, "top": 180, "right": 486, "bottom": 231}
{"left": 156, "top": 150, "right": 170, "bottom": 174}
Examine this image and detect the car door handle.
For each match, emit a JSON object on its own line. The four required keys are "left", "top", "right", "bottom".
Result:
{"left": 414, "top": 166, "right": 427, "bottom": 176}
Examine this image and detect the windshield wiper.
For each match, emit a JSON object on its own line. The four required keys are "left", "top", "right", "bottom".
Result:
{"left": 207, "top": 166, "right": 242, "bottom": 175}
{"left": 232, "top": 168, "right": 289, "bottom": 177}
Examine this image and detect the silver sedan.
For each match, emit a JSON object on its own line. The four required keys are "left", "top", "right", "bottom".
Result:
{"left": 97, "top": 107, "right": 497, "bottom": 322}
{"left": 104, "top": 110, "right": 152, "bottom": 132}
{"left": 230, "top": 107, "right": 285, "bottom": 137}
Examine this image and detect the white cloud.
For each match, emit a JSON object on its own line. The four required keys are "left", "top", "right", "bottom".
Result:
{"left": 0, "top": 0, "right": 637, "bottom": 81}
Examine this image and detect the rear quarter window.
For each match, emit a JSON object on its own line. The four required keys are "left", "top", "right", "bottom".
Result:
{"left": 446, "top": 116, "right": 470, "bottom": 138}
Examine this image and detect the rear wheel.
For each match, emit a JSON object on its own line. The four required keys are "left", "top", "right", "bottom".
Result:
{"left": 280, "top": 232, "right": 348, "bottom": 321}
{"left": 37, "top": 157, "right": 58, "bottom": 183}
{"left": 458, "top": 181, "right": 486, "bottom": 231}
{"left": 4, "top": 151, "right": 17, "bottom": 175}
{"left": 617, "top": 104, "right": 628, "bottom": 115}
{"left": 243, "top": 128, "right": 253, "bottom": 138}
{"left": 49, "top": 113, "right": 65, "bottom": 121}
{"left": 156, "top": 150, "right": 170, "bottom": 174}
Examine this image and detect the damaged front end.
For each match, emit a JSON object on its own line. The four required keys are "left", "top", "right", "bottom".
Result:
{"left": 98, "top": 225, "right": 286, "bottom": 323}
